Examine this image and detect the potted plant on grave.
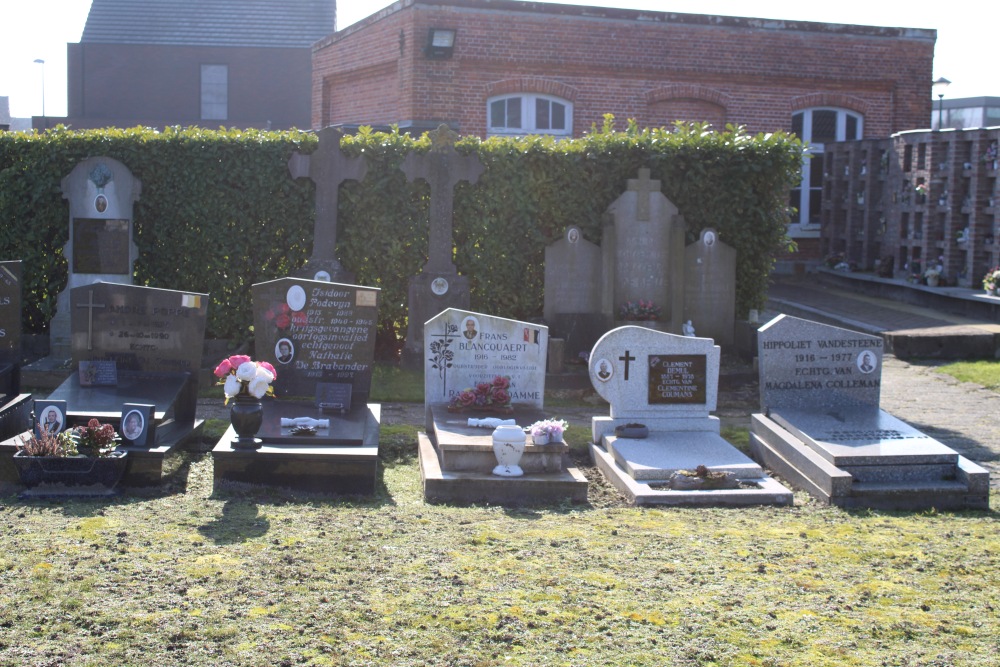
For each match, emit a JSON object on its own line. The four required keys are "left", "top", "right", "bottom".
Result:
{"left": 923, "top": 266, "right": 942, "bottom": 287}
{"left": 982, "top": 266, "right": 1000, "bottom": 296}
{"left": 13, "top": 419, "right": 127, "bottom": 492}
{"left": 448, "top": 376, "right": 513, "bottom": 414}
{"left": 526, "top": 418, "right": 568, "bottom": 445}
{"left": 618, "top": 300, "right": 660, "bottom": 322}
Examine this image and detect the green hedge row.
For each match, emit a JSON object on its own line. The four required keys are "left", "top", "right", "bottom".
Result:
{"left": 0, "top": 118, "right": 803, "bottom": 345}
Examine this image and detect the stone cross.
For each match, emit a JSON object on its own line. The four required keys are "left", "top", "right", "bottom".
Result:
{"left": 75, "top": 288, "right": 105, "bottom": 351}
{"left": 627, "top": 168, "right": 659, "bottom": 221}
{"left": 288, "top": 127, "right": 368, "bottom": 278}
{"left": 618, "top": 350, "right": 635, "bottom": 381}
{"left": 401, "top": 125, "right": 485, "bottom": 274}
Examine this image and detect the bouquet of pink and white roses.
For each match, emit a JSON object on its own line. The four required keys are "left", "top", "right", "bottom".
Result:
{"left": 213, "top": 355, "right": 277, "bottom": 404}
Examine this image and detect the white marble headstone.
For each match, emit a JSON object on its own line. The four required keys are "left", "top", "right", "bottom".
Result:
{"left": 424, "top": 309, "right": 548, "bottom": 410}
{"left": 589, "top": 325, "right": 719, "bottom": 421}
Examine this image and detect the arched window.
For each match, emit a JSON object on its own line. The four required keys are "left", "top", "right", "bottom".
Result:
{"left": 488, "top": 94, "right": 572, "bottom": 137}
{"left": 790, "top": 108, "right": 863, "bottom": 228}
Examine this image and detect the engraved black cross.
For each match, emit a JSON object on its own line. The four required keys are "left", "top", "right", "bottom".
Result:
{"left": 619, "top": 350, "right": 636, "bottom": 381}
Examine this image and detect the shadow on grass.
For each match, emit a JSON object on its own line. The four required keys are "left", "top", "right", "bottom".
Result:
{"left": 197, "top": 497, "right": 271, "bottom": 544}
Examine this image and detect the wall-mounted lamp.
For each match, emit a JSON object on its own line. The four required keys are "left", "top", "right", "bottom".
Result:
{"left": 425, "top": 28, "right": 456, "bottom": 59}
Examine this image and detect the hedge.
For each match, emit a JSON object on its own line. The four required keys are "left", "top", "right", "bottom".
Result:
{"left": 0, "top": 119, "right": 803, "bottom": 346}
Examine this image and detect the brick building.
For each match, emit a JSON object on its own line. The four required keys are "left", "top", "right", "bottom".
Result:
{"left": 55, "top": 0, "right": 335, "bottom": 131}
{"left": 312, "top": 0, "right": 936, "bottom": 248}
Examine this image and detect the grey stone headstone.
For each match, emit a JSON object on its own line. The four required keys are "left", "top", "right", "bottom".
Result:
{"left": 0, "top": 260, "right": 22, "bottom": 368}
{"left": 589, "top": 325, "right": 719, "bottom": 421}
{"left": 683, "top": 228, "right": 736, "bottom": 346}
{"left": 543, "top": 226, "right": 602, "bottom": 322}
{"left": 605, "top": 169, "right": 685, "bottom": 333}
{"left": 424, "top": 308, "right": 548, "bottom": 412}
{"left": 757, "top": 315, "right": 883, "bottom": 413}
{"left": 252, "top": 277, "right": 380, "bottom": 402}
{"left": 401, "top": 125, "right": 484, "bottom": 363}
{"left": 288, "top": 126, "right": 368, "bottom": 282}
{"left": 51, "top": 157, "right": 141, "bottom": 357}
{"left": 70, "top": 282, "right": 208, "bottom": 375}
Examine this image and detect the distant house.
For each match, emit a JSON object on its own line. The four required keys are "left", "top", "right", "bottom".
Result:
{"left": 312, "top": 0, "right": 935, "bottom": 251}
{"left": 54, "top": 0, "right": 335, "bottom": 131}
{"left": 932, "top": 97, "right": 1000, "bottom": 131}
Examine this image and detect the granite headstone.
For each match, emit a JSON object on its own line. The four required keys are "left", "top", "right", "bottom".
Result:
{"left": 252, "top": 277, "right": 380, "bottom": 402}
{"left": 51, "top": 157, "right": 141, "bottom": 357}
{"left": 425, "top": 308, "right": 548, "bottom": 414}
{"left": 683, "top": 228, "right": 736, "bottom": 346}
{"left": 604, "top": 169, "right": 685, "bottom": 333}
{"left": 0, "top": 261, "right": 21, "bottom": 369}
{"left": 544, "top": 226, "right": 609, "bottom": 359}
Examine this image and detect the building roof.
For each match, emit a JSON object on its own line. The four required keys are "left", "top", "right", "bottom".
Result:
{"left": 81, "top": 0, "right": 335, "bottom": 48}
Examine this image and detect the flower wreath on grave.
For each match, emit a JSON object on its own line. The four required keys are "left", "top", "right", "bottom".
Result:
{"left": 448, "top": 375, "right": 513, "bottom": 414}
{"left": 982, "top": 266, "right": 1000, "bottom": 294}
{"left": 213, "top": 355, "right": 277, "bottom": 405}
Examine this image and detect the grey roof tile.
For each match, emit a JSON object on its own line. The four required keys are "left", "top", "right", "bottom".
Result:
{"left": 81, "top": 0, "right": 335, "bottom": 48}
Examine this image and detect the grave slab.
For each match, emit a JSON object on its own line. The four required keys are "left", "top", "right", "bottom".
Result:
{"left": 588, "top": 325, "right": 791, "bottom": 506}
{"left": 752, "top": 314, "right": 990, "bottom": 509}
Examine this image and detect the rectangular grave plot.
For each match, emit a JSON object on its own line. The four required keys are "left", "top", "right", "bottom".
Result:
{"left": 647, "top": 354, "right": 706, "bottom": 405}
{"left": 72, "top": 219, "right": 130, "bottom": 274}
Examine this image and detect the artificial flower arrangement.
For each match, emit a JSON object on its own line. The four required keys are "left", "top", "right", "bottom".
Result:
{"left": 914, "top": 182, "right": 929, "bottom": 197}
{"left": 527, "top": 418, "right": 568, "bottom": 442}
{"left": 17, "top": 418, "right": 120, "bottom": 458}
{"left": 982, "top": 266, "right": 1000, "bottom": 293}
{"left": 448, "top": 375, "right": 512, "bottom": 413}
{"left": 618, "top": 300, "right": 661, "bottom": 321}
{"left": 263, "top": 303, "right": 307, "bottom": 331}
{"left": 214, "top": 355, "right": 277, "bottom": 404}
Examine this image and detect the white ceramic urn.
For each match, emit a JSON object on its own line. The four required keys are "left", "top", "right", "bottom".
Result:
{"left": 492, "top": 424, "right": 526, "bottom": 477}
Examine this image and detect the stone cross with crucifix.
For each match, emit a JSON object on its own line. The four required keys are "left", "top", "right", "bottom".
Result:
{"left": 401, "top": 124, "right": 485, "bottom": 275}
{"left": 399, "top": 125, "right": 485, "bottom": 367}
{"left": 288, "top": 126, "right": 368, "bottom": 282}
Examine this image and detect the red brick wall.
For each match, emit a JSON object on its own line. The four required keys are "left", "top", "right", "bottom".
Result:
{"left": 312, "top": 1, "right": 934, "bottom": 137}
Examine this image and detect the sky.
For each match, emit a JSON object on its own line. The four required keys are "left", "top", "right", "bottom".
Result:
{"left": 1, "top": 0, "right": 996, "bottom": 120}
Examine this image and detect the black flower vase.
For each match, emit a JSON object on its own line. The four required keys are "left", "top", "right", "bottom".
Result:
{"left": 230, "top": 394, "right": 263, "bottom": 449}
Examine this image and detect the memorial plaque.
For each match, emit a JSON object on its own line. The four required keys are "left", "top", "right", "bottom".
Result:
{"left": 647, "top": 354, "right": 706, "bottom": 404}
{"left": 252, "top": 277, "right": 380, "bottom": 401}
{"left": 316, "top": 382, "right": 352, "bottom": 414}
{"left": 70, "top": 282, "right": 209, "bottom": 374}
{"left": 79, "top": 360, "right": 118, "bottom": 387}
{"left": 72, "top": 219, "right": 131, "bottom": 274}
{"left": 0, "top": 260, "right": 21, "bottom": 366}
{"left": 757, "top": 314, "right": 883, "bottom": 412}
{"left": 424, "top": 309, "right": 548, "bottom": 410}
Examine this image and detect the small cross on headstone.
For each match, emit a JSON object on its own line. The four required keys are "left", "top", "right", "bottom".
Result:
{"left": 619, "top": 350, "right": 636, "bottom": 381}
{"left": 627, "top": 168, "right": 660, "bottom": 221}
{"left": 76, "top": 288, "right": 105, "bottom": 351}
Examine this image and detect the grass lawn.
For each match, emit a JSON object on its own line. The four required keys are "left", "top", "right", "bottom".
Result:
{"left": 2, "top": 423, "right": 997, "bottom": 666}
{"left": 936, "top": 359, "right": 1000, "bottom": 392}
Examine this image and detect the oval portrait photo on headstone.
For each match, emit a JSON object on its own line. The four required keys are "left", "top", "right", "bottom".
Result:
{"left": 94, "top": 194, "right": 108, "bottom": 213}
{"left": 856, "top": 350, "right": 877, "bottom": 374}
{"left": 276, "top": 338, "right": 295, "bottom": 364}
{"left": 122, "top": 409, "right": 144, "bottom": 442}
{"left": 462, "top": 316, "right": 479, "bottom": 340}
{"left": 40, "top": 406, "right": 64, "bottom": 434}
{"left": 286, "top": 284, "right": 307, "bottom": 312}
{"left": 594, "top": 357, "right": 614, "bottom": 382}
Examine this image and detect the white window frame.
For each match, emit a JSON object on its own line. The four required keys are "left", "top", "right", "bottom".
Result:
{"left": 791, "top": 107, "right": 863, "bottom": 232}
{"left": 487, "top": 94, "right": 572, "bottom": 137}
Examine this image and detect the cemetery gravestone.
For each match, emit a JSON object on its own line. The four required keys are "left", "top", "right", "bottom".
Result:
{"left": 588, "top": 325, "right": 792, "bottom": 505}
{"left": 400, "top": 125, "right": 484, "bottom": 366}
{"left": 51, "top": 157, "right": 141, "bottom": 357}
{"left": 751, "top": 315, "right": 989, "bottom": 509}
{"left": 544, "top": 226, "right": 609, "bottom": 361}
{"left": 683, "top": 228, "right": 736, "bottom": 346}
{"left": 419, "top": 308, "right": 587, "bottom": 504}
{"left": 287, "top": 127, "right": 368, "bottom": 282}
{"left": 213, "top": 277, "right": 383, "bottom": 494}
{"left": 604, "top": 169, "right": 685, "bottom": 333}
{"left": 43, "top": 282, "right": 209, "bottom": 485}
{"left": 0, "top": 260, "right": 32, "bottom": 457}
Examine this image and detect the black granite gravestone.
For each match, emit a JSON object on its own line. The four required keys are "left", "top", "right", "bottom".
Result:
{"left": 0, "top": 260, "right": 33, "bottom": 475}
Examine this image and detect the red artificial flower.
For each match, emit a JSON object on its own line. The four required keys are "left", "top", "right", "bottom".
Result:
{"left": 228, "top": 354, "right": 252, "bottom": 368}
{"left": 275, "top": 313, "right": 291, "bottom": 329}
{"left": 213, "top": 358, "right": 233, "bottom": 377}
